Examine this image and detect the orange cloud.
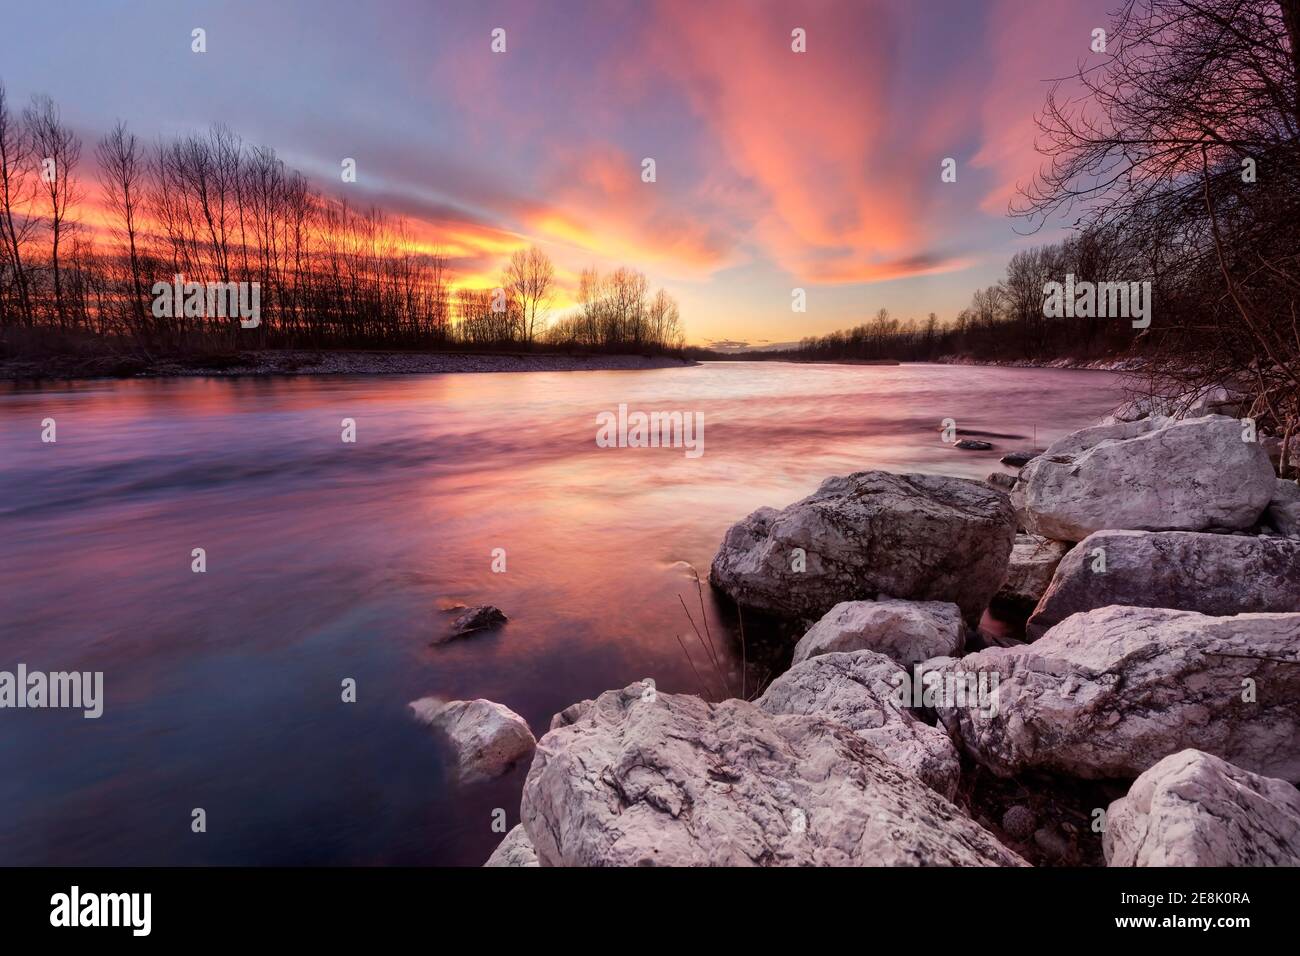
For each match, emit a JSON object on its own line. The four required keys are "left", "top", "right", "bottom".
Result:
{"left": 524, "top": 146, "right": 735, "bottom": 277}
{"left": 636, "top": 0, "right": 941, "bottom": 284}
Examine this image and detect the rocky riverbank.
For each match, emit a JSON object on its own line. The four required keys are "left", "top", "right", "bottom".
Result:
{"left": 0, "top": 349, "right": 696, "bottom": 381}
{"left": 933, "top": 354, "right": 1145, "bottom": 372}
{"left": 417, "top": 392, "right": 1300, "bottom": 868}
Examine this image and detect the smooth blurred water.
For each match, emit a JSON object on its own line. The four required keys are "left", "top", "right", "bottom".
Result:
{"left": 0, "top": 361, "right": 1121, "bottom": 865}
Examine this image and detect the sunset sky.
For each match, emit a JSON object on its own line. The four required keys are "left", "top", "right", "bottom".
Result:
{"left": 2, "top": 0, "right": 1113, "bottom": 346}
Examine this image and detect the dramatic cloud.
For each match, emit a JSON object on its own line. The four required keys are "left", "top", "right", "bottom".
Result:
{"left": 1, "top": 0, "right": 1114, "bottom": 340}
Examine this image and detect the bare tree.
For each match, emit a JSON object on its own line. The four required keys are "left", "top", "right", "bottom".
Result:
{"left": 24, "top": 94, "right": 82, "bottom": 326}
{"left": 0, "top": 81, "right": 35, "bottom": 325}
{"left": 96, "top": 121, "right": 148, "bottom": 338}
{"left": 503, "top": 246, "right": 554, "bottom": 345}
{"left": 1017, "top": 0, "right": 1300, "bottom": 456}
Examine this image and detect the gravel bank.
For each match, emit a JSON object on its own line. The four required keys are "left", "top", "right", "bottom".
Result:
{"left": 0, "top": 349, "right": 697, "bottom": 381}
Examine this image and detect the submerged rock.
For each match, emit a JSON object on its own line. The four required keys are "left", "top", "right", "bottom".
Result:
{"left": 484, "top": 824, "right": 540, "bottom": 867}
{"left": 937, "top": 606, "right": 1300, "bottom": 781}
{"left": 955, "top": 439, "right": 993, "bottom": 451}
{"left": 1026, "top": 530, "right": 1300, "bottom": 638}
{"left": 521, "top": 680, "right": 1027, "bottom": 867}
{"left": 710, "top": 471, "right": 1016, "bottom": 625}
{"left": 1104, "top": 750, "right": 1300, "bottom": 866}
{"left": 1000, "top": 450, "right": 1037, "bottom": 467}
{"left": 757, "top": 650, "right": 962, "bottom": 798}
{"left": 791, "top": 599, "right": 964, "bottom": 669}
{"left": 409, "top": 697, "right": 536, "bottom": 782}
{"left": 1012, "top": 415, "right": 1275, "bottom": 541}
{"left": 436, "top": 604, "right": 508, "bottom": 643}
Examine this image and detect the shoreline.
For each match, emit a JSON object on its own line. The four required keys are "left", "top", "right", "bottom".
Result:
{"left": 0, "top": 349, "right": 698, "bottom": 382}
{"left": 931, "top": 354, "right": 1144, "bottom": 372}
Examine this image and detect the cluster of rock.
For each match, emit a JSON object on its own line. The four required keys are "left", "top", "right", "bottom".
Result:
{"left": 469, "top": 397, "right": 1299, "bottom": 867}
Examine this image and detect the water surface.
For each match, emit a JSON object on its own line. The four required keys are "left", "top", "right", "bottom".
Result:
{"left": 0, "top": 361, "right": 1121, "bottom": 865}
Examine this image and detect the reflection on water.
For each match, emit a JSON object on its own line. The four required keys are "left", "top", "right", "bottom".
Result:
{"left": 0, "top": 362, "right": 1120, "bottom": 865}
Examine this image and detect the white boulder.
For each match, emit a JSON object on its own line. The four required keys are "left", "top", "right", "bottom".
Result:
{"left": 791, "top": 599, "right": 964, "bottom": 668}
{"left": 1026, "top": 530, "right": 1300, "bottom": 638}
{"left": 520, "top": 681, "right": 1027, "bottom": 867}
{"left": 756, "top": 650, "right": 962, "bottom": 798}
{"left": 1104, "top": 749, "right": 1300, "bottom": 866}
{"left": 711, "top": 471, "right": 1016, "bottom": 625}
{"left": 1012, "top": 415, "right": 1275, "bottom": 541}
{"left": 936, "top": 606, "right": 1300, "bottom": 781}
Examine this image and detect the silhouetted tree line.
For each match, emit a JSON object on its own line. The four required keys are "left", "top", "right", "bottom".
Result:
{"left": 788, "top": 226, "right": 1140, "bottom": 363}
{"left": 0, "top": 83, "right": 685, "bottom": 357}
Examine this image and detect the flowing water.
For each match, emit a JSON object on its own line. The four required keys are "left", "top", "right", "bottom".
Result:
{"left": 0, "top": 361, "right": 1121, "bottom": 865}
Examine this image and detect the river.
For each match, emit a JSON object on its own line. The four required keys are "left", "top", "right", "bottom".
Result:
{"left": 0, "top": 361, "right": 1121, "bottom": 865}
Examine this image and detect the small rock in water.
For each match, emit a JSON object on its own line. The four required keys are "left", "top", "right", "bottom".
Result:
{"left": 955, "top": 439, "right": 993, "bottom": 451}
{"left": 410, "top": 697, "right": 536, "bottom": 782}
{"left": 1000, "top": 450, "right": 1036, "bottom": 467}
{"left": 437, "top": 604, "right": 508, "bottom": 643}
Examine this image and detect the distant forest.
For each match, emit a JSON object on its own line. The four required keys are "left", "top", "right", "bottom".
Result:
{"left": 0, "top": 82, "right": 685, "bottom": 357}
{"left": 699, "top": 226, "right": 1143, "bottom": 365}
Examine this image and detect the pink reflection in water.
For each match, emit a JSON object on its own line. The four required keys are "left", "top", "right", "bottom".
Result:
{"left": 0, "top": 362, "right": 1121, "bottom": 864}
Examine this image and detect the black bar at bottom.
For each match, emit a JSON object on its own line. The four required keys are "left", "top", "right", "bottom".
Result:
{"left": 0, "top": 866, "right": 1289, "bottom": 942}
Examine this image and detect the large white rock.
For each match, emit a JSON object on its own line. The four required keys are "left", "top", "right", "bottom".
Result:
{"left": 936, "top": 606, "right": 1300, "bottom": 781}
{"left": 1104, "top": 750, "right": 1300, "bottom": 866}
{"left": 791, "top": 599, "right": 964, "bottom": 668}
{"left": 409, "top": 697, "right": 536, "bottom": 782}
{"left": 521, "top": 681, "right": 1027, "bottom": 867}
{"left": 711, "top": 471, "right": 1016, "bottom": 625}
{"left": 483, "top": 824, "right": 540, "bottom": 867}
{"left": 756, "top": 650, "right": 961, "bottom": 798}
{"left": 994, "top": 534, "right": 1071, "bottom": 613}
{"left": 1026, "top": 530, "right": 1300, "bottom": 638}
{"left": 1011, "top": 415, "right": 1275, "bottom": 542}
